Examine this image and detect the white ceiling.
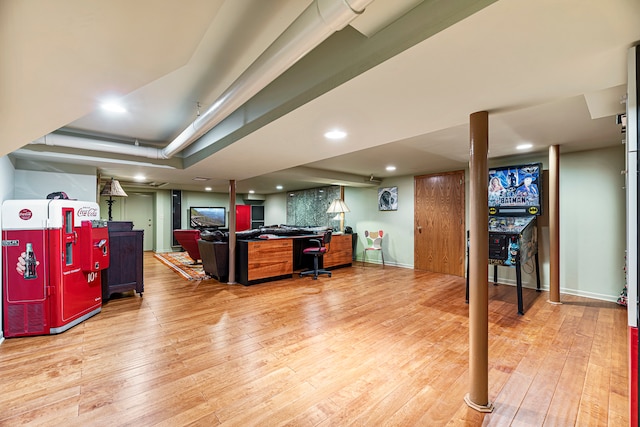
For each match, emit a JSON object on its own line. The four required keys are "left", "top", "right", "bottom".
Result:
{"left": 2, "top": 0, "right": 638, "bottom": 195}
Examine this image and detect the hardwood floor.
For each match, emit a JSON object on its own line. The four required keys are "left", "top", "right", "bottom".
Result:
{"left": 0, "top": 253, "right": 628, "bottom": 426}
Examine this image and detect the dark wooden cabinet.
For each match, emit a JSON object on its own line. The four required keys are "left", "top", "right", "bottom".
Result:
{"left": 102, "top": 221, "right": 144, "bottom": 302}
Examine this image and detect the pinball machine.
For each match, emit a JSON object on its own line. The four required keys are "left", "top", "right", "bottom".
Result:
{"left": 467, "top": 163, "right": 542, "bottom": 315}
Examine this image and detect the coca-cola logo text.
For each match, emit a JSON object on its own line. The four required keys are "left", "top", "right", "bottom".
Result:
{"left": 19, "top": 209, "right": 33, "bottom": 220}
{"left": 77, "top": 207, "right": 98, "bottom": 217}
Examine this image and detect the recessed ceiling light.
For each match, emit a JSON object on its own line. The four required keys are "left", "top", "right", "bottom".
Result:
{"left": 133, "top": 174, "right": 146, "bottom": 182}
{"left": 324, "top": 129, "right": 347, "bottom": 140}
{"left": 386, "top": 165, "right": 396, "bottom": 172}
{"left": 276, "top": 185, "right": 283, "bottom": 190}
{"left": 193, "top": 177, "right": 210, "bottom": 181}
{"left": 516, "top": 143, "right": 533, "bottom": 150}
{"left": 249, "top": 190, "right": 255, "bottom": 194}
{"left": 205, "top": 187, "right": 212, "bottom": 191}
{"left": 100, "top": 102, "right": 127, "bottom": 113}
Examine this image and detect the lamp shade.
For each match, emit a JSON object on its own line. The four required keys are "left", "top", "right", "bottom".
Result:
{"left": 100, "top": 178, "right": 128, "bottom": 197}
{"left": 326, "top": 198, "right": 350, "bottom": 213}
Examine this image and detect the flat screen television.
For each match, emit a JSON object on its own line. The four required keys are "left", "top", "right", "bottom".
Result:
{"left": 189, "top": 206, "right": 226, "bottom": 229}
{"left": 488, "top": 163, "right": 542, "bottom": 216}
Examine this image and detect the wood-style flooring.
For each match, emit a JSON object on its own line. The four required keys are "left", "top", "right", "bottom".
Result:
{"left": 0, "top": 253, "right": 629, "bottom": 426}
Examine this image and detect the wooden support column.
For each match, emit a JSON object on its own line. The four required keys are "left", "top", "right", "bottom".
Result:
{"left": 228, "top": 180, "right": 237, "bottom": 284}
{"left": 465, "top": 111, "right": 493, "bottom": 412}
{"left": 548, "top": 145, "right": 561, "bottom": 303}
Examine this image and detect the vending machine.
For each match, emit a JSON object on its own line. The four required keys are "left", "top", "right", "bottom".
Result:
{"left": 2, "top": 199, "right": 109, "bottom": 338}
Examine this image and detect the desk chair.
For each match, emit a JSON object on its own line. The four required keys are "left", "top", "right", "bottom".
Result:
{"left": 363, "top": 230, "right": 384, "bottom": 267}
{"left": 299, "top": 231, "right": 332, "bottom": 280}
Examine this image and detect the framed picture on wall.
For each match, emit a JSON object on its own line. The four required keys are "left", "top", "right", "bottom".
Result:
{"left": 378, "top": 186, "right": 398, "bottom": 211}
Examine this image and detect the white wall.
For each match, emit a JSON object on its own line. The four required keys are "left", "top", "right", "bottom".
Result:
{"left": 486, "top": 146, "right": 625, "bottom": 301}
{"left": 98, "top": 187, "right": 178, "bottom": 253}
{"left": 559, "top": 146, "right": 626, "bottom": 301}
{"left": 263, "top": 180, "right": 416, "bottom": 268}
{"left": 1, "top": 145, "right": 625, "bottom": 303}
{"left": 180, "top": 191, "right": 256, "bottom": 228}
{"left": 116, "top": 189, "right": 243, "bottom": 253}
{"left": 181, "top": 192, "right": 235, "bottom": 229}
{"left": 345, "top": 176, "right": 415, "bottom": 268}
{"left": 264, "top": 192, "right": 287, "bottom": 226}
{"left": 150, "top": 190, "right": 266, "bottom": 252}
{"left": 334, "top": 146, "right": 625, "bottom": 301}
{"left": 14, "top": 169, "right": 97, "bottom": 201}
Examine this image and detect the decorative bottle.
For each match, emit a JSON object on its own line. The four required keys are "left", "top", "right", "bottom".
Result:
{"left": 24, "top": 243, "right": 37, "bottom": 279}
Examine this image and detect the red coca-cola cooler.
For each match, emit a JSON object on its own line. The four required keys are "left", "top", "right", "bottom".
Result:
{"left": 2, "top": 199, "right": 109, "bottom": 337}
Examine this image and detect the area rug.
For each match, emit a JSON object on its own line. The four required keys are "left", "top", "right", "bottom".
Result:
{"left": 154, "top": 252, "right": 208, "bottom": 280}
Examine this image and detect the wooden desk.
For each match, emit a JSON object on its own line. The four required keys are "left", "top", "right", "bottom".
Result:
{"left": 236, "top": 233, "right": 352, "bottom": 286}
{"left": 323, "top": 234, "right": 353, "bottom": 268}
{"left": 237, "top": 238, "right": 293, "bottom": 285}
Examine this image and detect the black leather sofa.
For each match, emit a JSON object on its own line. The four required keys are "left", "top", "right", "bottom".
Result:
{"left": 198, "top": 239, "right": 228, "bottom": 282}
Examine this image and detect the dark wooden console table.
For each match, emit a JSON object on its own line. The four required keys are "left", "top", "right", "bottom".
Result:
{"left": 102, "top": 221, "right": 144, "bottom": 301}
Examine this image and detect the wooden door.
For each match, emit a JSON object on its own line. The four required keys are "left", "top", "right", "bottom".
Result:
{"left": 414, "top": 170, "right": 465, "bottom": 276}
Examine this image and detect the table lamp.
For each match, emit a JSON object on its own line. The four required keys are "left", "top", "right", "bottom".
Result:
{"left": 100, "top": 177, "right": 128, "bottom": 221}
{"left": 327, "top": 198, "right": 350, "bottom": 233}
